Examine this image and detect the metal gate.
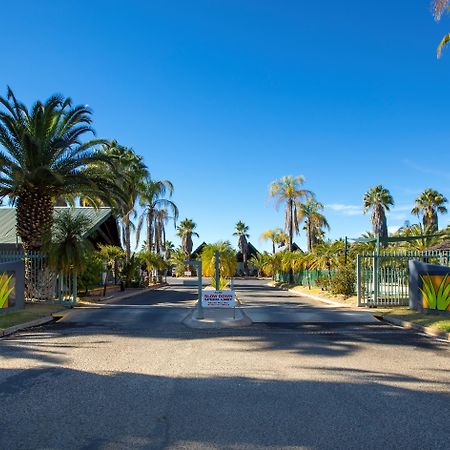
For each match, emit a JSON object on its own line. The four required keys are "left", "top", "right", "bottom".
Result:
{"left": 0, "top": 250, "right": 77, "bottom": 305}
{"left": 357, "top": 251, "right": 450, "bottom": 307}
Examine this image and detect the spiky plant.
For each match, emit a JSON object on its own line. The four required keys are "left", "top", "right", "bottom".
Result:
{"left": 420, "top": 274, "right": 450, "bottom": 310}
{"left": 200, "top": 241, "right": 237, "bottom": 278}
{"left": 0, "top": 88, "right": 115, "bottom": 251}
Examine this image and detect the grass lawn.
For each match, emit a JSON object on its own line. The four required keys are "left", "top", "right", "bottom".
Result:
{"left": 378, "top": 308, "right": 450, "bottom": 333}
{"left": 0, "top": 304, "right": 66, "bottom": 331}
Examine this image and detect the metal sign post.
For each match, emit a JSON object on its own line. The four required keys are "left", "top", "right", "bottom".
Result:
{"left": 185, "top": 259, "right": 203, "bottom": 319}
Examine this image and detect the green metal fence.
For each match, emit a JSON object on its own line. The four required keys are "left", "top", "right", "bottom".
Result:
{"left": 275, "top": 269, "right": 333, "bottom": 287}
{"left": 0, "top": 250, "right": 77, "bottom": 305}
{"left": 356, "top": 251, "right": 450, "bottom": 307}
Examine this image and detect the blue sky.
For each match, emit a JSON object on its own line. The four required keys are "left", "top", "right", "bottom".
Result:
{"left": 2, "top": 1, "right": 450, "bottom": 252}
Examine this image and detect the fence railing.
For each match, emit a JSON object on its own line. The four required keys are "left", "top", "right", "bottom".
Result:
{"left": 275, "top": 269, "right": 334, "bottom": 287}
{"left": 0, "top": 250, "right": 77, "bottom": 305}
{"left": 357, "top": 251, "right": 450, "bottom": 307}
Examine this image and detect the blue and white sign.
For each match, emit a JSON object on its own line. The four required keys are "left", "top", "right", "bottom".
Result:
{"left": 202, "top": 290, "right": 235, "bottom": 308}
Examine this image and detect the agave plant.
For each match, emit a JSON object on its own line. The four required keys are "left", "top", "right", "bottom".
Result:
{"left": 0, "top": 274, "right": 14, "bottom": 308}
{"left": 419, "top": 274, "right": 450, "bottom": 311}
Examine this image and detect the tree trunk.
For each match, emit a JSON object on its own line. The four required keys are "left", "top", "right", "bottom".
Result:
{"left": 125, "top": 220, "right": 131, "bottom": 262}
{"left": 17, "top": 190, "right": 53, "bottom": 251}
{"left": 288, "top": 200, "right": 293, "bottom": 252}
{"left": 147, "top": 208, "right": 154, "bottom": 252}
{"left": 272, "top": 240, "right": 275, "bottom": 255}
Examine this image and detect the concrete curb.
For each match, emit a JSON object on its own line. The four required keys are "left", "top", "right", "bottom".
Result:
{"left": 182, "top": 308, "right": 253, "bottom": 329}
{"left": 287, "top": 288, "right": 353, "bottom": 308}
{"left": 78, "top": 284, "right": 169, "bottom": 306}
{"left": 0, "top": 314, "right": 59, "bottom": 338}
{"left": 376, "top": 315, "right": 450, "bottom": 342}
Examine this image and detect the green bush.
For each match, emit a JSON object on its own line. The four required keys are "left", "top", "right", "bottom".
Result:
{"left": 78, "top": 251, "right": 104, "bottom": 293}
{"left": 315, "top": 275, "right": 331, "bottom": 291}
{"left": 328, "top": 265, "right": 356, "bottom": 297}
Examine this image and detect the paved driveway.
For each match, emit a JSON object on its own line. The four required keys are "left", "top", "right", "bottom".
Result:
{"left": 1, "top": 279, "right": 449, "bottom": 449}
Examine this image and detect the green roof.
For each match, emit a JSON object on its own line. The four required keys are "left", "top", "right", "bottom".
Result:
{"left": 0, "top": 207, "right": 113, "bottom": 244}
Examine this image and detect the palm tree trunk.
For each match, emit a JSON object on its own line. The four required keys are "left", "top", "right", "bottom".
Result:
{"left": 288, "top": 200, "right": 293, "bottom": 252}
{"left": 307, "top": 221, "right": 312, "bottom": 253}
{"left": 147, "top": 208, "right": 154, "bottom": 252}
{"left": 17, "top": 190, "right": 54, "bottom": 251}
{"left": 272, "top": 240, "right": 275, "bottom": 255}
{"left": 125, "top": 220, "right": 131, "bottom": 262}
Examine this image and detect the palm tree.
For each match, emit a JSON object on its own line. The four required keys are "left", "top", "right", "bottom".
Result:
{"left": 0, "top": 88, "right": 114, "bottom": 251}
{"left": 260, "top": 228, "right": 283, "bottom": 254}
{"left": 46, "top": 210, "right": 92, "bottom": 274}
{"left": 163, "top": 240, "right": 175, "bottom": 261}
{"left": 95, "top": 141, "right": 148, "bottom": 261}
{"left": 200, "top": 241, "right": 237, "bottom": 279}
{"left": 269, "top": 176, "right": 313, "bottom": 252}
{"left": 363, "top": 185, "right": 394, "bottom": 243}
{"left": 177, "top": 218, "right": 199, "bottom": 259}
{"left": 233, "top": 220, "right": 250, "bottom": 274}
{"left": 137, "top": 179, "right": 178, "bottom": 253}
{"left": 433, "top": 1, "right": 450, "bottom": 57}
{"left": 411, "top": 188, "right": 448, "bottom": 232}
{"left": 297, "top": 199, "right": 330, "bottom": 252}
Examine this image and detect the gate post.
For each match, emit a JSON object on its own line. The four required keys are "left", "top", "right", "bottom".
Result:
{"left": 372, "top": 252, "right": 379, "bottom": 306}
{"left": 356, "top": 254, "right": 362, "bottom": 307}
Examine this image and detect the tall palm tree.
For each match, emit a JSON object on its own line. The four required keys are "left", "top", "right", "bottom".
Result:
{"left": 154, "top": 207, "right": 170, "bottom": 254}
{"left": 137, "top": 179, "right": 178, "bottom": 253}
{"left": 233, "top": 220, "right": 250, "bottom": 273}
{"left": 260, "top": 228, "right": 283, "bottom": 254}
{"left": 269, "top": 176, "right": 313, "bottom": 252}
{"left": 433, "top": 1, "right": 450, "bottom": 57}
{"left": 297, "top": 199, "right": 330, "bottom": 252}
{"left": 0, "top": 88, "right": 114, "bottom": 251}
{"left": 363, "top": 185, "right": 394, "bottom": 242}
{"left": 96, "top": 141, "right": 148, "bottom": 261}
{"left": 411, "top": 188, "right": 448, "bottom": 232}
{"left": 177, "top": 218, "right": 199, "bottom": 259}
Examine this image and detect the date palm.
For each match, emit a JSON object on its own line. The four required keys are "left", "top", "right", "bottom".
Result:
{"left": 363, "top": 185, "right": 394, "bottom": 243}
{"left": 433, "top": 1, "right": 450, "bottom": 57}
{"left": 269, "top": 176, "right": 313, "bottom": 252}
{"left": 233, "top": 220, "right": 250, "bottom": 274}
{"left": 297, "top": 199, "right": 330, "bottom": 252}
{"left": 0, "top": 88, "right": 112, "bottom": 251}
{"left": 411, "top": 188, "right": 448, "bottom": 231}
{"left": 177, "top": 218, "right": 199, "bottom": 259}
{"left": 137, "top": 179, "right": 178, "bottom": 253}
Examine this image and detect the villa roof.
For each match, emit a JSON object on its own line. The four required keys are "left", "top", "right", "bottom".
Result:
{"left": 427, "top": 240, "right": 450, "bottom": 251}
{"left": 237, "top": 241, "right": 260, "bottom": 262}
{"left": 0, "top": 207, "right": 121, "bottom": 248}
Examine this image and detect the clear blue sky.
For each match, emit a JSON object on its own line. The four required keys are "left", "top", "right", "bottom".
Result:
{"left": 2, "top": 1, "right": 450, "bottom": 251}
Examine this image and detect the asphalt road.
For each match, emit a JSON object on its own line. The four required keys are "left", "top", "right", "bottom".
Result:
{"left": 1, "top": 279, "right": 449, "bottom": 450}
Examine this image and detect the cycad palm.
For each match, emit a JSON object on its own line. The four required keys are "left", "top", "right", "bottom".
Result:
{"left": 363, "top": 185, "right": 394, "bottom": 242}
{"left": 0, "top": 88, "right": 112, "bottom": 250}
{"left": 297, "top": 199, "right": 330, "bottom": 252}
{"left": 411, "top": 188, "right": 447, "bottom": 232}
{"left": 137, "top": 179, "right": 178, "bottom": 253}
{"left": 177, "top": 218, "right": 199, "bottom": 259}
{"left": 269, "top": 175, "right": 313, "bottom": 251}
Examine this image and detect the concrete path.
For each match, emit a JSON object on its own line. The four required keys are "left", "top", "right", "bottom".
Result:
{"left": 1, "top": 279, "right": 449, "bottom": 449}
{"left": 237, "top": 279, "right": 379, "bottom": 324}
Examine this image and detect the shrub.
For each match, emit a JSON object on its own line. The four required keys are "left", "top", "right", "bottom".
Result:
{"left": 315, "top": 275, "right": 331, "bottom": 291}
{"left": 328, "top": 265, "right": 356, "bottom": 297}
{"left": 78, "top": 251, "right": 104, "bottom": 293}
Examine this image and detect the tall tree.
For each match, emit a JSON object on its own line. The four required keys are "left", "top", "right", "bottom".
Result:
{"left": 433, "top": 0, "right": 450, "bottom": 57}
{"left": 177, "top": 218, "right": 199, "bottom": 259}
{"left": 233, "top": 221, "right": 250, "bottom": 274}
{"left": 297, "top": 199, "right": 330, "bottom": 252}
{"left": 269, "top": 176, "right": 313, "bottom": 252}
{"left": 137, "top": 179, "right": 178, "bottom": 253}
{"left": 0, "top": 88, "right": 114, "bottom": 251}
{"left": 411, "top": 188, "right": 448, "bottom": 231}
{"left": 96, "top": 141, "right": 148, "bottom": 261}
{"left": 260, "top": 228, "right": 284, "bottom": 254}
{"left": 363, "top": 185, "right": 394, "bottom": 242}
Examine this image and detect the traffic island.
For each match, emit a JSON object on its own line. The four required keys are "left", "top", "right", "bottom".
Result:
{"left": 183, "top": 307, "right": 252, "bottom": 329}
